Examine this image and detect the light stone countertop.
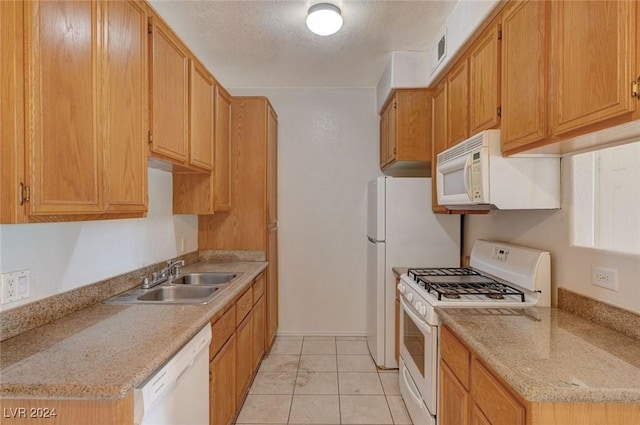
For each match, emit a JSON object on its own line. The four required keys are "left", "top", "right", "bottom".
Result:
{"left": 0, "top": 261, "right": 267, "bottom": 400}
{"left": 436, "top": 307, "right": 640, "bottom": 403}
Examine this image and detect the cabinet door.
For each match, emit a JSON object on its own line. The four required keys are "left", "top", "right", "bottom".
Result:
{"left": 551, "top": 0, "right": 636, "bottom": 136}
{"left": 102, "top": 0, "right": 148, "bottom": 213}
{"left": 380, "top": 95, "right": 397, "bottom": 167}
{"left": 210, "top": 333, "right": 236, "bottom": 425}
{"left": 471, "top": 358, "right": 525, "bottom": 425}
{"left": 469, "top": 23, "right": 501, "bottom": 134}
{"left": 501, "top": 0, "right": 549, "bottom": 153}
{"left": 470, "top": 404, "right": 491, "bottom": 425}
{"left": 189, "top": 59, "right": 214, "bottom": 171}
{"left": 236, "top": 312, "right": 253, "bottom": 403}
{"left": 0, "top": 0, "right": 26, "bottom": 223}
{"left": 266, "top": 226, "right": 279, "bottom": 351}
{"left": 267, "top": 105, "right": 278, "bottom": 224}
{"left": 214, "top": 85, "right": 232, "bottom": 212}
{"left": 395, "top": 90, "right": 432, "bottom": 162}
{"left": 25, "top": 0, "right": 103, "bottom": 215}
{"left": 431, "top": 82, "right": 448, "bottom": 214}
{"left": 252, "top": 292, "right": 266, "bottom": 371}
{"left": 149, "top": 15, "right": 189, "bottom": 163}
{"left": 447, "top": 60, "right": 469, "bottom": 147}
{"left": 439, "top": 360, "right": 469, "bottom": 425}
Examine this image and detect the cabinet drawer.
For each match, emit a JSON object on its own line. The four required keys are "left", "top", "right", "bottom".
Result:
{"left": 253, "top": 274, "right": 265, "bottom": 303}
{"left": 471, "top": 358, "right": 525, "bottom": 425}
{"left": 235, "top": 287, "right": 253, "bottom": 326}
{"left": 441, "top": 325, "right": 471, "bottom": 390}
{"left": 210, "top": 305, "right": 235, "bottom": 360}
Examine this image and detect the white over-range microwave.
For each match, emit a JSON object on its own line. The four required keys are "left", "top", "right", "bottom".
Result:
{"left": 436, "top": 130, "right": 561, "bottom": 210}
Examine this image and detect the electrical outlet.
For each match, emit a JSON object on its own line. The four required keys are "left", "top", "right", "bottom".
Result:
{"left": 591, "top": 266, "right": 618, "bottom": 291}
{"left": 1, "top": 270, "right": 30, "bottom": 305}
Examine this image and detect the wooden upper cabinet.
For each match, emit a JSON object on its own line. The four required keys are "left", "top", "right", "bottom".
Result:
{"left": 501, "top": 0, "right": 549, "bottom": 153}
{"left": 1, "top": 0, "right": 26, "bottom": 223}
{"left": 189, "top": 59, "right": 215, "bottom": 171}
{"left": 447, "top": 60, "right": 470, "bottom": 147}
{"left": 379, "top": 89, "right": 432, "bottom": 171}
{"left": 214, "top": 85, "right": 233, "bottom": 212}
{"left": 550, "top": 0, "right": 636, "bottom": 136}
{"left": 469, "top": 22, "right": 501, "bottom": 134}
{"left": 380, "top": 92, "right": 397, "bottom": 168}
{"left": 24, "top": 0, "right": 102, "bottom": 216}
{"left": 102, "top": 0, "right": 148, "bottom": 214}
{"left": 267, "top": 105, "right": 278, "bottom": 224}
{"left": 431, "top": 81, "right": 449, "bottom": 214}
{"left": 149, "top": 14, "right": 189, "bottom": 164}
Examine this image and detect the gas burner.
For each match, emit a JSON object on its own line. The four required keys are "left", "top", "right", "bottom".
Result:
{"left": 486, "top": 294, "right": 504, "bottom": 300}
{"left": 443, "top": 293, "right": 461, "bottom": 299}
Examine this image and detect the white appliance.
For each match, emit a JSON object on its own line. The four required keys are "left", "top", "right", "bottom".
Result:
{"left": 366, "top": 176, "right": 460, "bottom": 369}
{"left": 134, "top": 325, "right": 212, "bottom": 425}
{"left": 436, "top": 129, "right": 560, "bottom": 210}
{"left": 397, "top": 239, "right": 551, "bottom": 425}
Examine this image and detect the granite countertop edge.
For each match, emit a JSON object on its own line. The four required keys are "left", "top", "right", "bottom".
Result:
{"left": 0, "top": 261, "right": 268, "bottom": 400}
{"left": 436, "top": 307, "right": 640, "bottom": 404}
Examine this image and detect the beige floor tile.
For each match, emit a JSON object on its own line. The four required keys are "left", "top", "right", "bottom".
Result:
{"left": 236, "top": 394, "right": 293, "bottom": 424}
{"left": 336, "top": 336, "right": 367, "bottom": 341}
{"left": 302, "top": 340, "right": 337, "bottom": 355}
{"left": 337, "top": 340, "right": 370, "bottom": 355}
{"left": 270, "top": 339, "right": 304, "bottom": 355}
{"left": 379, "top": 372, "right": 401, "bottom": 395}
{"left": 249, "top": 371, "right": 297, "bottom": 395}
{"left": 303, "top": 335, "right": 336, "bottom": 341}
{"left": 340, "top": 395, "right": 393, "bottom": 424}
{"left": 289, "top": 394, "right": 340, "bottom": 424}
{"left": 274, "top": 335, "right": 304, "bottom": 340}
{"left": 299, "top": 355, "right": 338, "bottom": 372}
{"left": 259, "top": 354, "right": 300, "bottom": 372}
{"left": 338, "top": 372, "right": 384, "bottom": 395}
{"left": 337, "top": 355, "right": 377, "bottom": 372}
{"left": 295, "top": 371, "right": 339, "bottom": 394}
{"left": 386, "top": 395, "right": 412, "bottom": 424}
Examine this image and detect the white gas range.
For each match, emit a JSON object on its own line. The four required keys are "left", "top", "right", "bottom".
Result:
{"left": 397, "top": 239, "right": 551, "bottom": 425}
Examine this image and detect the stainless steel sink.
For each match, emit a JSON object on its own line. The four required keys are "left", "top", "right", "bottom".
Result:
{"left": 171, "top": 272, "right": 237, "bottom": 285}
{"left": 137, "top": 285, "right": 219, "bottom": 302}
{"left": 104, "top": 271, "right": 240, "bottom": 305}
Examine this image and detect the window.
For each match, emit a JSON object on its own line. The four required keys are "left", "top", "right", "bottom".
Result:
{"left": 572, "top": 141, "right": 640, "bottom": 254}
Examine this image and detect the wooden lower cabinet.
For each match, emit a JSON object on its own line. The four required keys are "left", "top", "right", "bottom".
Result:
{"left": 252, "top": 293, "right": 266, "bottom": 371}
{"left": 209, "top": 275, "right": 267, "bottom": 425}
{"left": 439, "top": 360, "right": 469, "bottom": 425}
{"left": 440, "top": 325, "right": 640, "bottom": 425}
{"left": 210, "top": 333, "right": 236, "bottom": 425}
{"left": 236, "top": 311, "right": 253, "bottom": 402}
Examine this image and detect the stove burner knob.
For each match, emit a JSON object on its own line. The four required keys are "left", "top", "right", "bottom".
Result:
{"left": 397, "top": 283, "right": 405, "bottom": 294}
{"left": 406, "top": 293, "right": 413, "bottom": 302}
{"left": 419, "top": 304, "right": 427, "bottom": 316}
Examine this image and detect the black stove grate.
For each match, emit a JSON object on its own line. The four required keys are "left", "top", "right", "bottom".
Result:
{"left": 407, "top": 267, "right": 526, "bottom": 302}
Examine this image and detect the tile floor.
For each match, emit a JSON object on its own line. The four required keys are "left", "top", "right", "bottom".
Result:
{"left": 236, "top": 336, "right": 413, "bottom": 425}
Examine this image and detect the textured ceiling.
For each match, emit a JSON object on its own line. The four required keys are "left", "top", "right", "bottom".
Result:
{"left": 149, "top": 1, "right": 457, "bottom": 88}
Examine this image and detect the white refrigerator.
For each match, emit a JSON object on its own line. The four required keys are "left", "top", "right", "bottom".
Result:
{"left": 366, "top": 177, "right": 460, "bottom": 369}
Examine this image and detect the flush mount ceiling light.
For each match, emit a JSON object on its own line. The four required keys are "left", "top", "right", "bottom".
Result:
{"left": 306, "top": 3, "right": 343, "bottom": 36}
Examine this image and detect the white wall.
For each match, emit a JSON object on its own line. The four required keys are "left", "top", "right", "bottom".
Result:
{"left": 464, "top": 158, "right": 640, "bottom": 314}
{"left": 232, "top": 88, "right": 381, "bottom": 335}
{"left": 0, "top": 168, "right": 198, "bottom": 311}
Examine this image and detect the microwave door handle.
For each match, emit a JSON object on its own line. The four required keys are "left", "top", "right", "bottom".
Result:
{"left": 463, "top": 154, "right": 473, "bottom": 201}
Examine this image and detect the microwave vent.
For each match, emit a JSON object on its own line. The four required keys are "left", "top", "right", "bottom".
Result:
{"left": 438, "top": 133, "right": 485, "bottom": 163}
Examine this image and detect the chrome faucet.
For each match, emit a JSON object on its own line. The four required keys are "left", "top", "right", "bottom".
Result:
{"left": 167, "top": 259, "right": 185, "bottom": 279}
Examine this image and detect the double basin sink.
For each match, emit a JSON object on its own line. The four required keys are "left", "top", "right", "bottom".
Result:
{"left": 105, "top": 272, "right": 238, "bottom": 305}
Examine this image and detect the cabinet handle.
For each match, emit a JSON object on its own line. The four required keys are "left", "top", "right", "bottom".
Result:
{"left": 632, "top": 79, "right": 640, "bottom": 98}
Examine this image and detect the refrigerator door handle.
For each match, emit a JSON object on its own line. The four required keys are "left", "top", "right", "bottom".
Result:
{"left": 368, "top": 236, "right": 382, "bottom": 244}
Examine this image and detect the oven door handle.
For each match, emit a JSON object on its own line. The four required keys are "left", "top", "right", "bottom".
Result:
{"left": 401, "top": 298, "right": 433, "bottom": 335}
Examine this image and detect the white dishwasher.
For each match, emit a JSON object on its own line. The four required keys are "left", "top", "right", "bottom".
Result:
{"left": 134, "top": 325, "right": 212, "bottom": 425}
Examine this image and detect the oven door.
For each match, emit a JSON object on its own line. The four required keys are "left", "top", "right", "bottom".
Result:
{"left": 399, "top": 297, "right": 438, "bottom": 415}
